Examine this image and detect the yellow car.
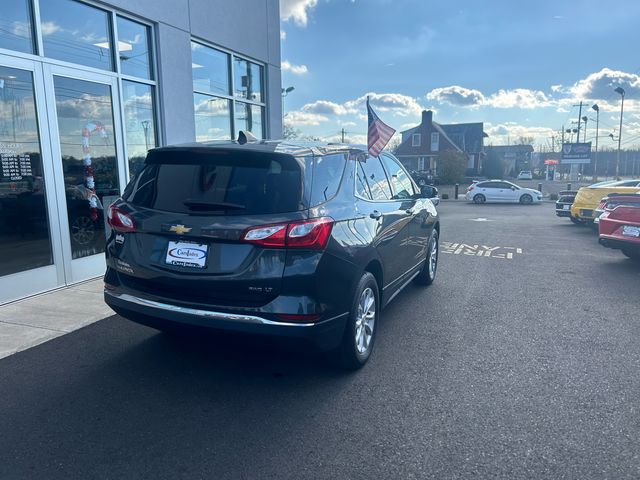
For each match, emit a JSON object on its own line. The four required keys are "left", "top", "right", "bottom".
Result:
{"left": 570, "top": 179, "right": 640, "bottom": 223}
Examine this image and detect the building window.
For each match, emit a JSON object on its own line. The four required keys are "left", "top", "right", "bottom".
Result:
{"left": 0, "top": 0, "right": 35, "bottom": 54}
{"left": 191, "top": 40, "right": 266, "bottom": 141}
{"left": 233, "top": 57, "right": 263, "bottom": 103}
{"left": 116, "top": 16, "right": 153, "bottom": 80}
{"left": 431, "top": 132, "right": 439, "bottom": 152}
{"left": 234, "top": 102, "right": 264, "bottom": 140}
{"left": 40, "top": 0, "right": 115, "bottom": 71}
{"left": 418, "top": 157, "right": 426, "bottom": 171}
{"left": 412, "top": 133, "right": 421, "bottom": 147}
{"left": 194, "top": 93, "right": 232, "bottom": 141}
{"left": 122, "top": 81, "right": 157, "bottom": 177}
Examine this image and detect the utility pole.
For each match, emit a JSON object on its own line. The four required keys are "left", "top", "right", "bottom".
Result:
{"left": 569, "top": 103, "right": 583, "bottom": 182}
{"left": 614, "top": 87, "right": 625, "bottom": 180}
{"left": 592, "top": 104, "right": 599, "bottom": 181}
{"left": 341, "top": 128, "right": 346, "bottom": 143}
{"left": 574, "top": 101, "right": 583, "bottom": 143}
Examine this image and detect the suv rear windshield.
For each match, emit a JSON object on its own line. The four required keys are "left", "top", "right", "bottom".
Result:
{"left": 123, "top": 149, "right": 346, "bottom": 215}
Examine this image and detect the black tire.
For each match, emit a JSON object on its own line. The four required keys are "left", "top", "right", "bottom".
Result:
{"left": 414, "top": 229, "right": 439, "bottom": 286}
{"left": 473, "top": 194, "right": 486, "bottom": 204}
{"left": 570, "top": 216, "right": 582, "bottom": 225}
{"left": 520, "top": 194, "right": 533, "bottom": 204}
{"left": 335, "top": 272, "right": 379, "bottom": 370}
{"left": 622, "top": 249, "right": 640, "bottom": 261}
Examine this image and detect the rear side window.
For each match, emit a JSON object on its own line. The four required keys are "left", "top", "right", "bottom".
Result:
{"left": 125, "top": 150, "right": 304, "bottom": 215}
{"left": 380, "top": 155, "right": 416, "bottom": 199}
{"left": 359, "top": 157, "right": 392, "bottom": 200}
{"left": 306, "top": 153, "right": 346, "bottom": 206}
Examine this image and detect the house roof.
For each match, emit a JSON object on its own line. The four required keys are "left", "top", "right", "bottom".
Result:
{"left": 396, "top": 111, "right": 483, "bottom": 156}
{"left": 439, "top": 122, "right": 484, "bottom": 153}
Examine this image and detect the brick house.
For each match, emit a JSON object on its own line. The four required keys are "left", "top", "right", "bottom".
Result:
{"left": 395, "top": 110, "right": 485, "bottom": 176}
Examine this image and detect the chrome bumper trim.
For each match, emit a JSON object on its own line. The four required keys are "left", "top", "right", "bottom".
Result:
{"left": 105, "top": 290, "right": 343, "bottom": 327}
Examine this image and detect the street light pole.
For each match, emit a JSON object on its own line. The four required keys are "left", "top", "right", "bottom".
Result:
{"left": 614, "top": 87, "right": 625, "bottom": 180}
{"left": 592, "top": 104, "right": 599, "bottom": 181}
{"left": 281, "top": 86, "right": 294, "bottom": 119}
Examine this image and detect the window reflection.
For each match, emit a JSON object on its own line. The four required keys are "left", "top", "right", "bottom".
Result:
{"left": 116, "top": 17, "right": 152, "bottom": 80}
{"left": 234, "top": 102, "right": 263, "bottom": 139}
{"left": 233, "top": 58, "right": 263, "bottom": 102}
{"left": 0, "top": 0, "right": 35, "bottom": 54}
{"left": 194, "top": 93, "right": 231, "bottom": 141}
{"left": 191, "top": 42, "right": 230, "bottom": 95}
{"left": 123, "top": 81, "right": 156, "bottom": 178}
{"left": 0, "top": 66, "right": 53, "bottom": 276}
{"left": 53, "top": 76, "right": 119, "bottom": 259}
{"left": 40, "top": 0, "right": 114, "bottom": 71}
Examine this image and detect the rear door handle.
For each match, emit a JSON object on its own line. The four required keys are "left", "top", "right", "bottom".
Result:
{"left": 370, "top": 210, "right": 382, "bottom": 220}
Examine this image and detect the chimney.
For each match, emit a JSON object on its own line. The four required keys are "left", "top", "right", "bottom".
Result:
{"left": 421, "top": 110, "right": 433, "bottom": 126}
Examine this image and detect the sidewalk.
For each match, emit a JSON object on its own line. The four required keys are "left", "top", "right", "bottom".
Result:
{"left": 0, "top": 278, "right": 113, "bottom": 359}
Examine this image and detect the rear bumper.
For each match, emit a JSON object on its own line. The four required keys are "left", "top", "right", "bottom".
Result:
{"left": 555, "top": 209, "right": 571, "bottom": 217}
{"left": 104, "top": 289, "right": 348, "bottom": 350}
{"left": 598, "top": 235, "right": 640, "bottom": 252}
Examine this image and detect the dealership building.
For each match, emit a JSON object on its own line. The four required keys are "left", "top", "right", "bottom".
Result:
{"left": 0, "top": 0, "right": 283, "bottom": 303}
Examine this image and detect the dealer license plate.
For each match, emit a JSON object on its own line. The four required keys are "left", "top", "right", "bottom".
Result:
{"left": 622, "top": 225, "right": 640, "bottom": 238}
{"left": 563, "top": 205, "right": 570, "bottom": 210}
{"left": 165, "top": 241, "right": 208, "bottom": 268}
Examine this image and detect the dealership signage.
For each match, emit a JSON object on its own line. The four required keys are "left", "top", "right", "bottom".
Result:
{"left": 561, "top": 142, "right": 592, "bottom": 164}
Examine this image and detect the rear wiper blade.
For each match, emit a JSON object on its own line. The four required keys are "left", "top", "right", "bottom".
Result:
{"left": 183, "top": 200, "right": 246, "bottom": 210}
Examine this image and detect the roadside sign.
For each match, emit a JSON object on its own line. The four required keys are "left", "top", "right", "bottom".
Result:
{"left": 561, "top": 143, "right": 591, "bottom": 164}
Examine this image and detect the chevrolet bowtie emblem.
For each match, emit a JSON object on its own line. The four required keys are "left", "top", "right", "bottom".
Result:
{"left": 169, "top": 224, "right": 192, "bottom": 235}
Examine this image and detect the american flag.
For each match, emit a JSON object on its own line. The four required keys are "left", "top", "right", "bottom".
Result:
{"left": 367, "top": 97, "right": 396, "bottom": 157}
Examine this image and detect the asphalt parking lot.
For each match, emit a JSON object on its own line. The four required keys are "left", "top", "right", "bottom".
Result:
{"left": 1, "top": 201, "right": 639, "bottom": 479}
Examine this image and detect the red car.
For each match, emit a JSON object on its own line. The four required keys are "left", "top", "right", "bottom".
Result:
{"left": 598, "top": 194, "right": 640, "bottom": 260}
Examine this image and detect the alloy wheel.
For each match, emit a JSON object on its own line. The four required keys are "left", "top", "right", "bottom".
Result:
{"left": 71, "top": 215, "right": 96, "bottom": 245}
{"left": 428, "top": 235, "right": 438, "bottom": 279}
{"left": 354, "top": 287, "right": 376, "bottom": 354}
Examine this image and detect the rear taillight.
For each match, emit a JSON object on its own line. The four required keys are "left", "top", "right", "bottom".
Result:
{"left": 107, "top": 205, "right": 135, "bottom": 233}
{"left": 242, "top": 217, "right": 334, "bottom": 250}
{"left": 598, "top": 200, "right": 607, "bottom": 209}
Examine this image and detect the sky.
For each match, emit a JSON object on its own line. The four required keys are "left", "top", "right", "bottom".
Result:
{"left": 279, "top": 0, "right": 640, "bottom": 150}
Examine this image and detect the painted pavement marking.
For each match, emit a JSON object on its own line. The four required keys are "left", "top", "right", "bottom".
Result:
{"left": 441, "top": 242, "right": 524, "bottom": 259}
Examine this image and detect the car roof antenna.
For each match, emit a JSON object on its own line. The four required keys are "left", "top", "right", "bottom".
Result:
{"left": 237, "top": 130, "right": 258, "bottom": 145}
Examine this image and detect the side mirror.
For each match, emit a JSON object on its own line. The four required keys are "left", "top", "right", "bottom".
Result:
{"left": 511, "top": 186, "right": 516, "bottom": 191}
{"left": 420, "top": 185, "right": 438, "bottom": 198}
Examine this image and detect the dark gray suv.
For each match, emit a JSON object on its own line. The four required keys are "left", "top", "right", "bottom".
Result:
{"left": 104, "top": 139, "right": 440, "bottom": 369}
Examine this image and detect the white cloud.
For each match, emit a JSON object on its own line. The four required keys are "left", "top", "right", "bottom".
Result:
{"left": 280, "top": 0, "right": 318, "bottom": 27}
{"left": 280, "top": 30, "right": 286, "bottom": 40}
{"left": 285, "top": 111, "right": 329, "bottom": 126}
{"left": 567, "top": 68, "right": 640, "bottom": 101}
{"left": 40, "top": 21, "right": 61, "bottom": 36}
{"left": 485, "top": 122, "right": 555, "bottom": 144}
{"left": 485, "top": 89, "right": 552, "bottom": 109}
{"left": 281, "top": 60, "right": 308, "bottom": 75}
{"left": 426, "top": 85, "right": 485, "bottom": 107}
{"left": 346, "top": 92, "right": 424, "bottom": 117}
{"left": 302, "top": 100, "right": 349, "bottom": 115}
{"left": 340, "top": 121, "right": 357, "bottom": 127}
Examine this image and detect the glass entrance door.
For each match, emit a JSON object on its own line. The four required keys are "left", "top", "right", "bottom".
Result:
{"left": 44, "top": 65, "right": 126, "bottom": 284}
{"left": 0, "top": 55, "right": 63, "bottom": 304}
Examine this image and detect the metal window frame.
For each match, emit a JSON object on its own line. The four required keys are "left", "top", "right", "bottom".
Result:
{"left": 1, "top": 0, "right": 162, "bottom": 182}
{"left": 190, "top": 38, "right": 268, "bottom": 141}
